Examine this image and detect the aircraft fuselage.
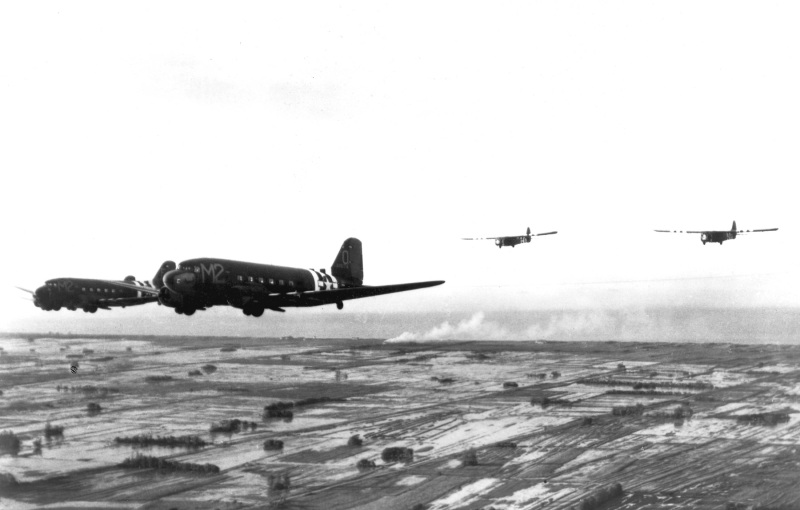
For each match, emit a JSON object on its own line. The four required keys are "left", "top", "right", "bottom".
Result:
{"left": 700, "top": 231, "right": 736, "bottom": 245}
{"left": 159, "top": 258, "right": 345, "bottom": 315}
{"left": 495, "top": 236, "right": 530, "bottom": 248}
{"left": 34, "top": 277, "right": 155, "bottom": 313}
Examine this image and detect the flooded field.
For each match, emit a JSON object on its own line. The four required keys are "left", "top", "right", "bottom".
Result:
{"left": 1, "top": 334, "right": 799, "bottom": 509}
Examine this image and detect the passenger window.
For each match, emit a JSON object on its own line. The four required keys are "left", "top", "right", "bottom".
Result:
{"left": 258, "top": 277, "right": 265, "bottom": 284}
{"left": 237, "top": 275, "right": 243, "bottom": 282}
{"left": 194, "top": 266, "right": 200, "bottom": 273}
{"left": 289, "top": 281, "right": 295, "bottom": 287}
{"left": 269, "top": 278, "right": 275, "bottom": 285}
{"left": 82, "top": 287, "right": 86, "bottom": 291}
{"left": 279, "top": 280, "right": 284, "bottom": 286}
{"left": 248, "top": 276, "right": 254, "bottom": 283}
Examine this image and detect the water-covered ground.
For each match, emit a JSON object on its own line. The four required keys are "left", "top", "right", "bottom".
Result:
{"left": 1, "top": 334, "right": 799, "bottom": 509}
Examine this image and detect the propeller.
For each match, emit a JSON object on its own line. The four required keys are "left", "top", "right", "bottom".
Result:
{"left": 15, "top": 286, "right": 35, "bottom": 296}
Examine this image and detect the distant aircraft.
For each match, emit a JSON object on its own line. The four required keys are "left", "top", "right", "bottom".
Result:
{"left": 17, "top": 262, "right": 175, "bottom": 313}
{"left": 655, "top": 221, "right": 778, "bottom": 245}
{"left": 462, "top": 227, "right": 558, "bottom": 248}
{"left": 107, "top": 238, "right": 444, "bottom": 317}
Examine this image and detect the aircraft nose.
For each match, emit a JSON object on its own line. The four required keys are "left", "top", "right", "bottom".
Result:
{"left": 163, "top": 270, "right": 179, "bottom": 292}
{"left": 34, "top": 286, "right": 49, "bottom": 306}
{"left": 163, "top": 270, "right": 195, "bottom": 292}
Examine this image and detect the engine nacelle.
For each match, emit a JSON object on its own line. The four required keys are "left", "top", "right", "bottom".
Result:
{"left": 158, "top": 287, "right": 183, "bottom": 309}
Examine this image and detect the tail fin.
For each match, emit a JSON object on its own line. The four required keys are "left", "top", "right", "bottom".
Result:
{"left": 732, "top": 220, "right": 737, "bottom": 232}
{"left": 151, "top": 260, "right": 176, "bottom": 289}
{"left": 332, "top": 238, "right": 363, "bottom": 286}
{"left": 526, "top": 227, "right": 531, "bottom": 236}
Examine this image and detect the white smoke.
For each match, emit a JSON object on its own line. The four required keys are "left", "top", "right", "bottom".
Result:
{"left": 385, "top": 309, "right": 690, "bottom": 344}
{"left": 386, "top": 312, "right": 515, "bottom": 342}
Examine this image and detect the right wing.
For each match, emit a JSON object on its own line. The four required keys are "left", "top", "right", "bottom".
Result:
{"left": 96, "top": 296, "right": 159, "bottom": 307}
{"left": 654, "top": 230, "right": 706, "bottom": 234}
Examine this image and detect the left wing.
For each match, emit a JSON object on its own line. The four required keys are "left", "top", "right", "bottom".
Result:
{"left": 463, "top": 231, "right": 557, "bottom": 240}
{"left": 738, "top": 228, "right": 779, "bottom": 234}
{"left": 237, "top": 280, "right": 445, "bottom": 307}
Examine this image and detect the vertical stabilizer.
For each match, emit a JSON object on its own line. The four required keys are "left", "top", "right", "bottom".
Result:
{"left": 732, "top": 220, "right": 737, "bottom": 232}
{"left": 332, "top": 238, "right": 363, "bottom": 286}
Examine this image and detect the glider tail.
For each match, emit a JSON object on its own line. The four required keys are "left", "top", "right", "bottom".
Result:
{"left": 332, "top": 238, "right": 363, "bottom": 286}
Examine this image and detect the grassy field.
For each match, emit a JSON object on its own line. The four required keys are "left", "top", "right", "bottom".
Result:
{"left": 1, "top": 333, "right": 799, "bottom": 509}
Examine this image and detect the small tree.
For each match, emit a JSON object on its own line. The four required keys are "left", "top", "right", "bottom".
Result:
{"left": 382, "top": 447, "right": 413, "bottom": 463}
{"left": 44, "top": 422, "right": 64, "bottom": 440}
{"left": 348, "top": 434, "right": 363, "bottom": 447}
{"left": 0, "top": 430, "right": 21, "bottom": 456}
{"left": 356, "top": 458, "right": 376, "bottom": 471}
{"left": 461, "top": 449, "right": 478, "bottom": 467}
{"left": 263, "top": 439, "right": 284, "bottom": 451}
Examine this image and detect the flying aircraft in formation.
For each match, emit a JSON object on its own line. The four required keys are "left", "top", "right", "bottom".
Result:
{"left": 17, "top": 262, "right": 175, "bottom": 313}
{"left": 655, "top": 220, "right": 778, "bottom": 245}
{"left": 19, "top": 222, "right": 782, "bottom": 317}
{"left": 462, "top": 227, "right": 558, "bottom": 248}
{"left": 106, "top": 238, "right": 444, "bottom": 317}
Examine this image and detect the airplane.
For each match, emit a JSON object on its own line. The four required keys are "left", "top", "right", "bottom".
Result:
{"left": 17, "top": 262, "right": 175, "bottom": 313}
{"left": 655, "top": 220, "right": 778, "bottom": 245}
{"left": 107, "top": 238, "right": 445, "bottom": 317}
{"left": 462, "top": 227, "right": 558, "bottom": 248}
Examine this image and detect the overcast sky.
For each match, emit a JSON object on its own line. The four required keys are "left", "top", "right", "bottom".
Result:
{"left": 2, "top": 2, "right": 799, "bottom": 333}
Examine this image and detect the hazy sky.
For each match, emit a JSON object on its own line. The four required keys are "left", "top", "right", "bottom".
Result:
{"left": 2, "top": 2, "right": 799, "bottom": 333}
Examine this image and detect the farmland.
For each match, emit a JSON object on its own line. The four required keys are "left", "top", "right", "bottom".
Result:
{"left": 1, "top": 334, "right": 799, "bottom": 509}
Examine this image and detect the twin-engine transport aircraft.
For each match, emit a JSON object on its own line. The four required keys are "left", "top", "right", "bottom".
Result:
{"left": 655, "top": 221, "right": 778, "bottom": 245}
{"left": 108, "top": 238, "right": 444, "bottom": 317}
{"left": 462, "top": 227, "right": 558, "bottom": 248}
{"left": 17, "top": 261, "right": 175, "bottom": 313}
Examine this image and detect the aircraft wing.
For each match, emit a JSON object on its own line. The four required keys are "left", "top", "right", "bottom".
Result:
{"left": 738, "top": 228, "right": 779, "bottom": 234}
{"left": 654, "top": 230, "right": 707, "bottom": 234}
{"left": 104, "top": 281, "right": 161, "bottom": 295}
{"left": 236, "top": 280, "right": 445, "bottom": 307}
{"left": 97, "top": 296, "right": 159, "bottom": 307}
{"left": 532, "top": 231, "right": 558, "bottom": 236}
{"left": 462, "top": 237, "right": 502, "bottom": 240}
